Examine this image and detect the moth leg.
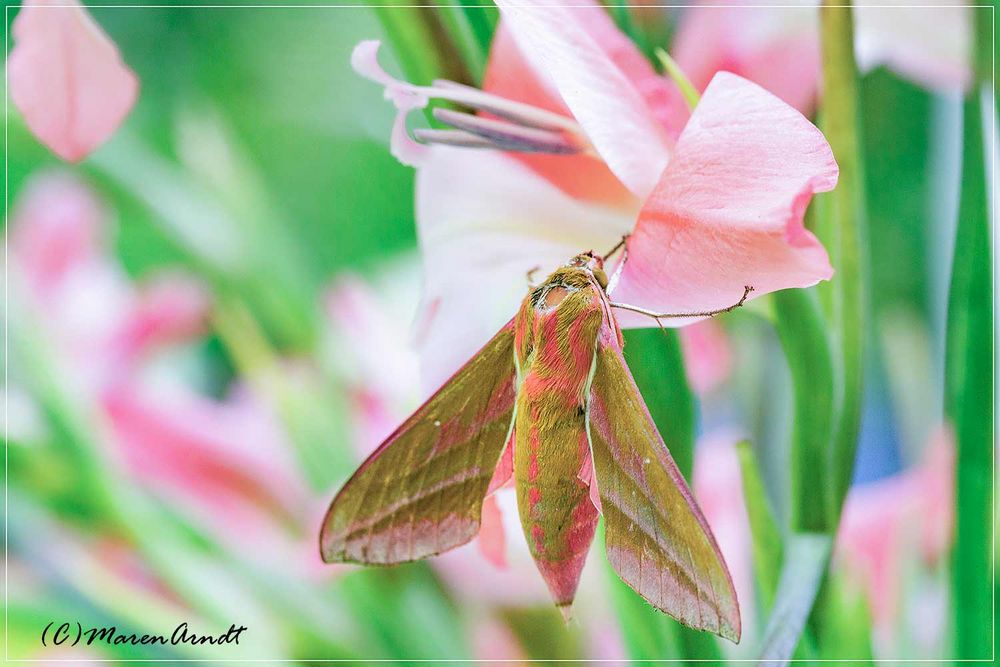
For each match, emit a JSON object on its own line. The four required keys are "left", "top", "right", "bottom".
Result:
{"left": 610, "top": 285, "right": 754, "bottom": 327}
{"left": 604, "top": 235, "right": 630, "bottom": 293}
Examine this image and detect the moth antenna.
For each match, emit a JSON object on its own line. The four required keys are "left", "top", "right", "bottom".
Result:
{"left": 601, "top": 234, "right": 629, "bottom": 263}
{"left": 526, "top": 265, "right": 541, "bottom": 289}
{"left": 611, "top": 285, "right": 754, "bottom": 321}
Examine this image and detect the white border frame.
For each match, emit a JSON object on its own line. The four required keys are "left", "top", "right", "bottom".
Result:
{"left": 3, "top": 2, "right": 995, "bottom": 663}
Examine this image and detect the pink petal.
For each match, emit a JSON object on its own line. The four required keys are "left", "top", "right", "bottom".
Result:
{"left": 483, "top": 23, "right": 634, "bottom": 208}
{"left": 837, "top": 475, "right": 914, "bottom": 629}
{"left": 915, "top": 424, "right": 955, "bottom": 565}
{"left": 9, "top": 172, "right": 136, "bottom": 386}
{"left": 577, "top": 451, "right": 602, "bottom": 514}
{"left": 9, "top": 171, "right": 105, "bottom": 297}
{"left": 612, "top": 72, "right": 837, "bottom": 327}
{"left": 487, "top": 437, "right": 514, "bottom": 496}
{"left": 114, "top": 274, "right": 210, "bottom": 361}
{"left": 477, "top": 494, "right": 508, "bottom": 568}
{"left": 9, "top": 0, "right": 139, "bottom": 162}
{"left": 494, "top": 0, "right": 684, "bottom": 199}
{"left": 672, "top": 5, "right": 819, "bottom": 114}
{"left": 104, "top": 384, "right": 305, "bottom": 519}
{"left": 692, "top": 432, "right": 755, "bottom": 641}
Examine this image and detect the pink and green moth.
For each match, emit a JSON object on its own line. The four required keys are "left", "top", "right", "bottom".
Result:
{"left": 319, "top": 249, "right": 747, "bottom": 642}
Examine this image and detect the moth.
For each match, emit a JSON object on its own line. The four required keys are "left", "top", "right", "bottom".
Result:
{"left": 320, "top": 249, "right": 748, "bottom": 642}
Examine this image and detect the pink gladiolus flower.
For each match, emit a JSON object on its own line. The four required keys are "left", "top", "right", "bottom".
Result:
{"left": 8, "top": 173, "right": 317, "bottom": 572}
{"left": 835, "top": 425, "right": 955, "bottom": 639}
{"left": 10, "top": 172, "right": 206, "bottom": 388}
{"left": 680, "top": 320, "right": 733, "bottom": 395}
{"left": 9, "top": 0, "right": 139, "bottom": 162}
{"left": 672, "top": 3, "right": 970, "bottom": 113}
{"left": 672, "top": 4, "right": 819, "bottom": 113}
{"left": 352, "top": 0, "right": 838, "bottom": 387}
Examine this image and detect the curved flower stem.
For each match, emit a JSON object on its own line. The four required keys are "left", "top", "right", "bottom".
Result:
{"left": 947, "top": 6, "right": 993, "bottom": 659}
{"left": 816, "top": 1, "right": 868, "bottom": 525}
{"left": 774, "top": 288, "right": 835, "bottom": 533}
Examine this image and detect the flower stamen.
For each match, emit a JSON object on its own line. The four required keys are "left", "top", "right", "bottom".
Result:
{"left": 426, "top": 108, "right": 581, "bottom": 155}
{"left": 352, "top": 40, "right": 591, "bottom": 165}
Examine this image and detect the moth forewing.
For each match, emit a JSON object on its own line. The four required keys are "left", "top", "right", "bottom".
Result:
{"left": 585, "top": 320, "right": 741, "bottom": 642}
{"left": 319, "top": 320, "right": 519, "bottom": 565}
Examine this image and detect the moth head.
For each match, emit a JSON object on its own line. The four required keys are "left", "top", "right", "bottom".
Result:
{"left": 566, "top": 251, "right": 609, "bottom": 290}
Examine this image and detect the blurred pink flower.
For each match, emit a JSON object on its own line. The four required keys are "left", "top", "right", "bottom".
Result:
{"left": 471, "top": 617, "right": 529, "bottom": 664}
{"left": 835, "top": 425, "right": 955, "bottom": 632}
{"left": 323, "top": 275, "right": 421, "bottom": 456}
{"left": 673, "top": 4, "right": 819, "bottom": 113}
{"left": 680, "top": 320, "right": 733, "bottom": 395}
{"left": 9, "top": 0, "right": 139, "bottom": 162}
{"left": 10, "top": 172, "right": 206, "bottom": 388}
{"left": 672, "top": 3, "right": 970, "bottom": 114}
{"left": 353, "top": 0, "right": 838, "bottom": 388}
{"left": 9, "top": 172, "right": 316, "bottom": 572}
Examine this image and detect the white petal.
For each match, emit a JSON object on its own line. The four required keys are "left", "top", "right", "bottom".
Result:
{"left": 414, "top": 146, "right": 634, "bottom": 389}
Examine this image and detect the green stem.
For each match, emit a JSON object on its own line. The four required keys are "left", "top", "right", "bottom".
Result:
{"left": 947, "top": 6, "right": 993, "bottom": 659}
{"left": 656, "top": 49, "right": 700, "bottom": 111}
{"left": 736, "top": 441, "right": 783, "bottom": 613}
{"left": 773, "top": 289, "right": 835, "bottom": 533}
{"left": 374, "top": 3, "right": 476, "bottom": 88}
{"left": 816, "top": 0, "right": 867, "bottom": 524}
{"left": 458, "top": 0, "right": 498, "bottom": 63}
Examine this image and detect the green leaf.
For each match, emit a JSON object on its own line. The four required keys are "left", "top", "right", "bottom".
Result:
{"left": 772, "top": 289, "right": 835, "bottom": 533}
{"left": 756, "top": 534, "right": 832, "bottom": 664}
{"left": 501, "top": 607, "right": 585, "bottom": 661}
{"left": 338, "top": 564, "right": 470, "bottom": 660}
{"left": 813, "top": 573, "right": 873, "bottom": 662}
{"left": 735, "top": 440, "right": 783, "bottom": 613}
{"left": 460, "top": 1, "right": 498, "bottom": 60}
{"left": 374, "top": 3, "right": 476, "bottom": 88}
{"left": 433, "top": 2, "right": 489, "bottom": 83}
{"left": 212, "top": 299, "right": 350, "bottom": 492}
{"left": 622, "top": 328, "right": 695, "bottom": 478}
{"left": 946, "top": 7, "right": 993, "bottom": 659}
